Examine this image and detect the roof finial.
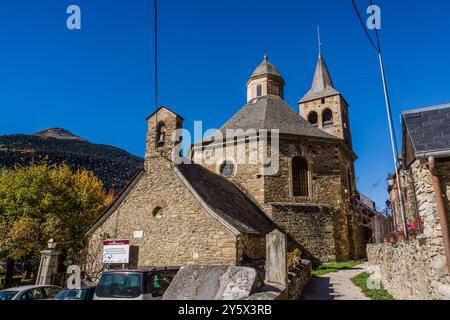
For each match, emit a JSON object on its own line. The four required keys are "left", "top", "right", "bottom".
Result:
{"left": 264, "top": 43, "right": 269, "bottom": 59}
{"left": 317, "top": 26, "right": 322, "bottom": 56}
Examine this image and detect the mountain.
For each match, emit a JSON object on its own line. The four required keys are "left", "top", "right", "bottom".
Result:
{"left": 0, "top": 128, "right": 144, "bottom": 193}
{"left": 33, "top": 128, "right": 86, "bottom": 142}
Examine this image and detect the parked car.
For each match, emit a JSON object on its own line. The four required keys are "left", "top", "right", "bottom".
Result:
{"left": 94, "top": 267, "right": 178, "bottom": 300}
{"left": 53, "top": 286, "right": 96, "bottom": 300}
{"left": 0, "top": 285, "right": 62, "bottom": 300}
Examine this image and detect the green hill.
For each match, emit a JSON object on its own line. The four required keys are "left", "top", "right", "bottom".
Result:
{"left": 0, "top": 128, "right": 144, "bottom": 193}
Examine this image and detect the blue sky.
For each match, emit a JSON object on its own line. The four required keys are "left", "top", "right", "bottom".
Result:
{"left": 1, "top": 0, "right": 449, "bottom": 208}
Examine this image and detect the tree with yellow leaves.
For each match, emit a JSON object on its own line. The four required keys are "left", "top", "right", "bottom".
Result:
{"left": 0, "top": 163, "right": 113, "bottom": 279}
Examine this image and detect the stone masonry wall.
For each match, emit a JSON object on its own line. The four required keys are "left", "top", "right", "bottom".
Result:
{"left": 299, "top": 95, "right": 347, "bottom": 142}
{"left": 367, "top": 241, "right": 450, "bottom": 300}
{"left": 238, "top": 234, "right": 266, "bottom": 261}
{"left": 367, "top": 159, "right": 450, "bottom": 300}
{"left": 87, "top": 160, "right": 239, "bottom": 277}
{"left": 193, "top": 133, "right": 357, "bottom": 263}
{"left": 271, "top": 204, "right": 336, "bottom": 264}
{"left": 192, "top": 136, "right": 266, "bottom": 209}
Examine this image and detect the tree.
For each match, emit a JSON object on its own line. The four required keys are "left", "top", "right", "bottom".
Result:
{"left": 0, "top": 163, "right": 113, "bottom": 274}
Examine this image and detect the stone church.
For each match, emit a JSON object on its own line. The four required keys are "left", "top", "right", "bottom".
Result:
{"left": 86, "top": 53, "right": 368, "bottom": 271}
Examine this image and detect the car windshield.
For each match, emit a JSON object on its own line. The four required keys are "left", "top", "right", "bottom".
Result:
{"left": 54, "top": 289, "right": 87, "bottom": 300}
{"left": 96, "top": 273, "right": 141, "bottom": 298}
{"left": 0, "top": 291, "right": 19, "bottom": 300}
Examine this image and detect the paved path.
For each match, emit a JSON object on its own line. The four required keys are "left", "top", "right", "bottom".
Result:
{"left": 302, "top": 263, "right": 369, "bottom": 300}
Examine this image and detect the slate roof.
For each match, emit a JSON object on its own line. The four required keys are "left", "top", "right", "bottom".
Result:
{"left": 402, "top": 103, "right": 450, "bottom": 156}
{"left": 250, "top": 54, "right": 282, "bottom": 79}
{"left": 218, "top": 95, "right": 337, "bottom": 140}
{"left": 299, "top": 54, "right": 340, "bottom": 103}
{"left": 176, "top": 163, "right": 276, "bottom": 235}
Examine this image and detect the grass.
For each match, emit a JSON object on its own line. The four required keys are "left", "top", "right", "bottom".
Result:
{"left": 351, "top": 272, "right": 395, "bottom": 300}
{"left": 312, "top": 261, "right": 361, "bottom": 277}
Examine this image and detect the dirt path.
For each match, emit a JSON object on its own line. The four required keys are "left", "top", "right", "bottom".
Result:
{"left": 302, "top": 263, "right": 369, "bottom": 300}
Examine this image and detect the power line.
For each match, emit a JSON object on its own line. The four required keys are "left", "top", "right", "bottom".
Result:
{"left": 351, "top": 0, "right": 379, "bottom": 53}
{"left": 154, "top": 0, "right": 158, "bottom": 110}
{"left": 351, "top": 0, "right": 410, "bottom": 239}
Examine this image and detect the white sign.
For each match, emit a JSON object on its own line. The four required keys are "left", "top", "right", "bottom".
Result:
{"left": 133, "top": 231, "right": 144, "bottom": 239}
{"left": 102, "top": 240, "right": 130, "bottom": 264}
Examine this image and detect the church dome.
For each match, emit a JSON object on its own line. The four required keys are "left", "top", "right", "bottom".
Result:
{"left": 250, "top": 54, "right": 282, "bottom": 78}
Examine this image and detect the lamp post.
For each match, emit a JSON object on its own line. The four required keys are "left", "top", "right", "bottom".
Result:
{"left": 387, "top": 173, "right": 408, "bottom": 239}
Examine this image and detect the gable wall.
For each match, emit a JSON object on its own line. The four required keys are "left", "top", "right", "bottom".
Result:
{"left": 86, "top": 158, "right": 238, "bottom": 278}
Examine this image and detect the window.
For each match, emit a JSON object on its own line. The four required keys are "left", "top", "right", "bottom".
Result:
{"left": 153, "top": 207, "right": 163, "bottom": 219}
{"left": 145, "top": 271, "right": 176, "bottom": 297}
{"left": 256, "top": 84, "right": 262, "bottom": 97}
{"left": 220, "top": 161, "right": 235, "bottom": 177}
{"left": 42, "top": 287, "right": 61, "bottom": 299}
{"left": 322, "top": 108, "right": 333, "bottom": 126}
{"left": 307, "top": 112, "right": 318, "bottom": 127}
{"left": 20, "top": 288, "right": 44, "bottom": 300}
{"left": 156, "top": 123, "right": 166, "bottom": 147}
{"left": 96, "top": 273, "right": 141, "bottom": 299}
{"left": 321, "top": 98, "right": 325, "bottom": 104}
{"left": 292, "top": 157, "right": 309, "bottom": 197}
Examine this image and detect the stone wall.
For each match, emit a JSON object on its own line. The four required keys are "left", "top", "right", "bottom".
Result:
{"left": 86, "top": 159, "right": 239, "bottom": 277}
{"left": 367, "top": 159, "right": 450, "bottom": 300}
{"left": 367, "top": 241, "right": 450, "bottom": 300}
{"left": 271, "top": 204, "right": 336, "bottom": 264}
{"left": 299, "top": 95, "right": 350, "bottom": 145}
{"left": 238, "top": 234, "right": 266, "bottom": 261}
{"left": 288, "top": 259, "right": 312, "bottom": 300}
{"left": 191, "top": 126, "right": 359, "bottom": 264}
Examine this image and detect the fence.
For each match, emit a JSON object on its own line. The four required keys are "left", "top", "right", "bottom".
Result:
{"left": 371, "top": 215, "right": 393, "bottom": 244}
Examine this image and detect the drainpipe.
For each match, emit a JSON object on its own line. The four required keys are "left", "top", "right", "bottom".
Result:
{"left": 428, "top": 157, "right": 450, "bottom": 274}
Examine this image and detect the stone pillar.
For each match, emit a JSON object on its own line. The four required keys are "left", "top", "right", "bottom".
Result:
{"left": 36, "top": 239, "right": 60, "bottom": 286}
{"left": 265, "top": 230, "right": 288, "bottom": 287}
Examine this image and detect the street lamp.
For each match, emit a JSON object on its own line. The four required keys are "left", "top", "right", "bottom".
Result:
{"left": 47, "top": 239, "right": 57, "bottom": 250}
{"left": 387, "top": 174, "right": 395, "bottom": 188}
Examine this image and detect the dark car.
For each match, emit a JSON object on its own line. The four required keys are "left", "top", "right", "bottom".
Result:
{"left": 53, "top": 287, "right": 96, "bottom": 300}
{"left": 94, "top": 267, "right": 178, "bottom": 300}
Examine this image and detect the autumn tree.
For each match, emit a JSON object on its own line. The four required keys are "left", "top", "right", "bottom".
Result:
{"left": 0, "top": 163, "right": 113, "bottom": 278}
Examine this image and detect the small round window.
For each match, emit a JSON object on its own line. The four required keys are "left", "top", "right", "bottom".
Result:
{"left": 152, "top": 207, "right": 163, "bottom": 219}
{"left": 220, "top": 161, "right": 235, "bottom": 178}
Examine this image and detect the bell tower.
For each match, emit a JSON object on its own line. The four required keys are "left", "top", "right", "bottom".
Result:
{"left": 246, "top": 54, "right": 285, "bottom": 102}
{"left": 298, "top": 53, "right": 352, "bottom": 147}
{"left": 145, "top": 106, "right": 183, "bottom": 169}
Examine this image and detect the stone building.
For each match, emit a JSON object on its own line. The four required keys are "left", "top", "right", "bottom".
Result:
{"left": 86, "top": 53, "right": 368, "bottom": 274}
{"left": 368, "top": 103, "right": 450, "bottom": 300}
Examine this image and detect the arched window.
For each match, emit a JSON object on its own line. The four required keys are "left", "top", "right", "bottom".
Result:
{"left": 322, "top": 108, "right": 333, "bottom": 126}
{"left": 256, "top": 84, "right": 262, "bottom": 97}
{"left": 220, "top": 161, "right": 235, "bottom": 178}
{"left": 308, "top": 112, "right": 318, "bottom": 127}
{"left": 156, "top": 123, "right": 166, "bottom": 146}
{"left": 292, "top": 157, "right": 309, "bottom": 197}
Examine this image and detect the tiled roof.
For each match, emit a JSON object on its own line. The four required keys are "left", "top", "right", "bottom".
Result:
{"left": 299, "top": 54, "right": 340, "bottom": 103}
{"left": 177, "top": 163, "right": 276, "bottom": 235}
{"left": 403, "top": 103, "right": 450, "bottom": 155}
{"left": 250, "top": 54, "right": 282, "bottom": 79}
{"left": 218, "top": 95, "right": 336, "bottom": 140}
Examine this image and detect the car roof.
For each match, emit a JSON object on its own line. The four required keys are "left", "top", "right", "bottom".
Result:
{"left": 1, "top": 285, "right": 61, "bottom": 291}
{"left": 61, "top": 286, "right": 95, "bottom": 290}
{"left": 102, "top": 267, "right": 179, "bottom": 274}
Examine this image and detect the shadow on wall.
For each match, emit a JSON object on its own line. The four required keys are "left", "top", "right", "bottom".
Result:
{"left": 129, "top": 246, "right": 140, "bottom": 269}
